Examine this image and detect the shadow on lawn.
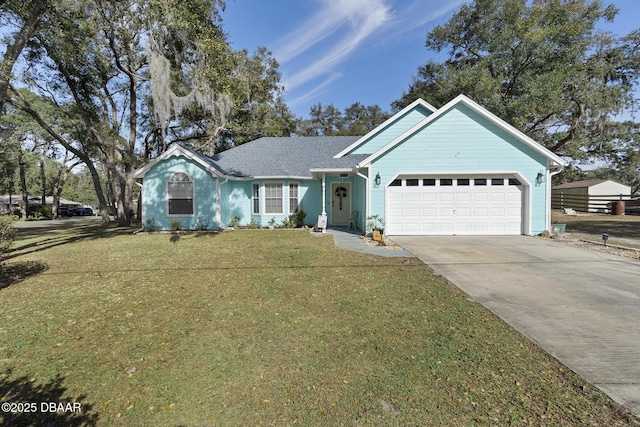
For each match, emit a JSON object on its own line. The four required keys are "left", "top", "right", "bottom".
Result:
{"left": 0, "top": 369, "right": 99, "bottom": 426}
{"left": 6, "top": 222, "right": 134, "bottom": 261}
{"left": 0, "top": 261, "right": 48, "bottom": 290}
{"left": 564, "top": 219, "right": 640, "bottom": 239}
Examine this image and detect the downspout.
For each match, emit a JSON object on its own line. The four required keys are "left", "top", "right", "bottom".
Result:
{"left": 546, "top": 162, "right": 564, "bottom": 231}
{"left": 356, "top": 169, "right": 369, "bottom": 232}
{"left": 132, "top": 181, "right": 145, "bottom": 234}
{"left": 321, "top": 172, "right": 327, "bottom": 232}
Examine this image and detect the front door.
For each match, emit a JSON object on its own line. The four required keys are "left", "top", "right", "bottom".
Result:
{"left": 331, "top": 183, "right": 351, "bottom": 224}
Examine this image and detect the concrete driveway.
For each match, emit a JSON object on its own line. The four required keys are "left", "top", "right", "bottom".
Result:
{"left": 391, "top": 235, "right": 640, "bottom": 417}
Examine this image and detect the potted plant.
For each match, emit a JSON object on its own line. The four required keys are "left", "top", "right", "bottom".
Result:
{"left": 366, "top": 215, "right": 385, "bottom": 241}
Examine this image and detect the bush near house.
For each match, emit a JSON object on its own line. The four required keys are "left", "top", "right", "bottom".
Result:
{"left": 0, "top": 215, "right": 17, "bottom": 260}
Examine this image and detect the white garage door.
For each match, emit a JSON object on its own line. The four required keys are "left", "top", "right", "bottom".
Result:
{"left": 387, "top": 176, "right": 523, "bottom": 235}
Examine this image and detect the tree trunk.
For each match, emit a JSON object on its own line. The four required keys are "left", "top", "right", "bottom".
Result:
{"left": 85, "top": 163, "right": 110, "bottom": 224}
{"left": 0, "top": 0, "right": 48, "bottom": 113}
{"left": 18, "top": 150, "right": 28, "bottom": 220}
{"left": 40, "top": 157, "right": 46, "bottom": 208}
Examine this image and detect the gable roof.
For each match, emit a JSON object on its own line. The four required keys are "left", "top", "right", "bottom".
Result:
{"left": 133, "top": 137, "right": 368, "bottom": 180}
{"left": 334, "top": 98, "right": 437, "bottom": 158}
{"left": 354, "top": 94, "right": 567, "bottom": 168}
{"left": 553, "top": 179, "right": 629, "bottom": 190}
{"left": 211, "top": 136, "right": 367, "bottom": 178}
{"left": 132, "top": 144, "right": 224, "bottom": 179}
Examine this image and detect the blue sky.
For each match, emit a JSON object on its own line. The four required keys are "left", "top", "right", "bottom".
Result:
{"left": 221, "top": 0, "right": 640, "bottom": 118}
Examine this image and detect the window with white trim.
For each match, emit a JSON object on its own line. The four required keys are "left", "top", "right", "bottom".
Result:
{"left": 264, "top": 182, "right": 283, "bottom": 214}
{"left": 252, "top": 183, "right": 260, "bottom": 214}
{"left": 289, "top": 183, "right": 299, "bottom": 214}
{"left": 167, "top": 172, "right": 194, "bottom": 215}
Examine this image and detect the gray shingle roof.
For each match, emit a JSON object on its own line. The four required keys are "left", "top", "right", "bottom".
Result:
{"left": 207, "top": 136, "right": 369, "bottom": 178}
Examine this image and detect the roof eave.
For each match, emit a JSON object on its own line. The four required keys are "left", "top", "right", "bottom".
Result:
{"left": 333, "top": 98, "right": 437, "bottom": 159}
{"left": 133, "top": 145, "right": 224, "bottom": 179}
{"left": 359, "top": 94, "right": 568, "bottom": 168}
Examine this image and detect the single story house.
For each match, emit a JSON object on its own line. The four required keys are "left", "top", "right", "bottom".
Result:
{"left": 552, "top": 179, "right": 632, "bottom": 213}
{"left": 133, "top": 94, "right": 566, "bottom": 235}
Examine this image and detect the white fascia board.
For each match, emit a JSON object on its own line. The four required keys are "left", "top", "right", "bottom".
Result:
{"left": 450, "top": 95, "right": 568, "bottom": 167}
{"left": 309, "top": 168, "right": 355, "bottom": 173}
{"left": 357, "top": 94, "right": 567, "bottom": 169}
{"left": 253, "top": 175, "right": 313, "bottom": 180}
{"left": 333, "top": 98, "right": 437, "bottom": 159}
{"left": 132, "top": 145, "right": 223, "bottom": 179}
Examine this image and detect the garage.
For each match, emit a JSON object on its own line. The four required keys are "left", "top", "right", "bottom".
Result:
{"left": 386, "top": 176, "right": 524, "bottom": 235}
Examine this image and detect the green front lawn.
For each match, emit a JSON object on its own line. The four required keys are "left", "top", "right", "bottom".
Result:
{"left": 1, "top": 225, "right": 638, "bottom": 426}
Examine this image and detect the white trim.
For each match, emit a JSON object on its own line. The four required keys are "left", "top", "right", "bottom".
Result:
{"left": 321, "top": 173, "right": 327, "bottom": 216}
{"left": 288, "top": 181, "right": 300, "bottom": 214}
{"left": 251, "top": 182, "right": 260, "bottom": 215}
{"left": 309, "top": 168, "right": 354, "bottom": 173}
{"left": 253, "top": 175, "right": 311, "bottom": 180}
{"left": 356, "top": 169, "right": 370, "bottom": 228}
{"left": 133, "top": 144, "right": 222, "bottom": 179}
{"left": 166, "top": 171, "right": 195, "bottom": 217}
{"left": 334, "top": 98, "right": 437, "bottom": 158}
{"left": 356, "top": 94, "right": 567, "bottom": 169}
{"left": 263, "top": 181, "right": 284, "bottom": 215}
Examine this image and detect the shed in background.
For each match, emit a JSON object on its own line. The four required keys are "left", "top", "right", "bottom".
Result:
{"left": 552, "top": 179, "right": 632, "bottom": 213}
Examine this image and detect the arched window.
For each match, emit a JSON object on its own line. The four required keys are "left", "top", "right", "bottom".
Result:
{"left": 167, "top": 172, "right": 193, "bottom": 215}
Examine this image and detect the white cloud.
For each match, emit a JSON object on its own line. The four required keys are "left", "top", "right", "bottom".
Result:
{"left": 274, "top": 0, "right": 392, "bottom": 90}
{"left": 274, "top": 0, "right": 463, "bottom": 106}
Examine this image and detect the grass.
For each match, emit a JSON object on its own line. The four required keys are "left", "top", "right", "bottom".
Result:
{"left": 1, "top": 223, "right": 639, "bottom": 426}
{"left": 552, "top": 210, "right": 640, "bottom": 249}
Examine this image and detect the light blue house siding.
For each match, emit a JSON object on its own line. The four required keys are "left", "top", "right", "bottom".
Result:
{"left": 142, "top": 156, "right": 218, "bottom": 231}
{"left": 219, "top": 179, "right": 323, "bottom": 228}
{"left": 349, "top": 105, "right": 433, "bottom": 155}
{"left": 322, "top": 175, "right": 366, "bottom": 229}
{"left": 367, "top": 104, "right": 550, "bottom": 234}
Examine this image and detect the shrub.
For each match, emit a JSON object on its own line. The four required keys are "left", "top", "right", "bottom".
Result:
{"left": 294, "top": 209, "right": 307, "bottom": 227}
{"left": 280, "top": 216, "right": 296, "bottom": 229}
{"left": 145, "top": 218, "right": 159, "bottom": 232}
{"left": 0, "top": 215, "right": 17, "bottom": 260}
{"left": 170, "top": 219, "right": 182, "bottom": 231}
{"left": 228, "top": 216, "right": 240, "bottom": 227}
{"left": 193, "top": 216, "right": 209, "bottom": 231}
{"left": 366, "top": 215, "right": 385, "bottom": 234}
{"left": 246, "top": 219, "right": 261, "bottom": 229}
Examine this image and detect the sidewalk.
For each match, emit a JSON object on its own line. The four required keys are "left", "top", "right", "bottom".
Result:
{"left": 324, "top": 228, "right": 412, "bottom": 257}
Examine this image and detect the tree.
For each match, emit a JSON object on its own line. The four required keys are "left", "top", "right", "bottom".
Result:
{"left": 216, "top": 48, "right": 297, "bottom": 150}
{"left": 297, "top": 102, "right": 390, "bottom": 136}
{"left": 0, "top": 0, "right": 49, "bottom": 113}
{"left": 9, "top": 0, "right": 232, "bottom": 226}
{"left": 394, "top": 0, "right": 640, "bottom": 177}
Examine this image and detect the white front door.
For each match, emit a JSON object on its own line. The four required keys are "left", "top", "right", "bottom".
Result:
{"left": 331, "top": 183, "right": 351, "bottom": 224}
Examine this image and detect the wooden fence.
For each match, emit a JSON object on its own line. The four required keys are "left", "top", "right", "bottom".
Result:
{"left": 551, "top": 192, "right": 640, "bottom": 214}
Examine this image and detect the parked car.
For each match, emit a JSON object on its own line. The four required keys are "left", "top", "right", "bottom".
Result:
{"left": 58, "top": 207, "right": 74, "bottom": 217}
{"left": 73, "top": 207, "right": 94, "bottom": 216}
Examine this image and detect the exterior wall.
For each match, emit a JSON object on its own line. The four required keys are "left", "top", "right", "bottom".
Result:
{"left": 552, "top": 182, "right": 631, "bottom": 213}
{"left": 142, "top": 156, "right": 218, "bottom": 231}
{"left": 349, "top": 105, "right": 433, "bottom": 155}
{"left": 552, "top": 187, "right": 589, "bottom": 212}
{"left": 223, "top": 179, "right": 322, "bottom": 227}
{"left": 322, "top": 175, "right": 365, "bottom": 229}
{"left": 366, "top": 104, "right": 549, "bottom": 235}
{"left": 590, "top": 182, "right": 631, "bottom": 196}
